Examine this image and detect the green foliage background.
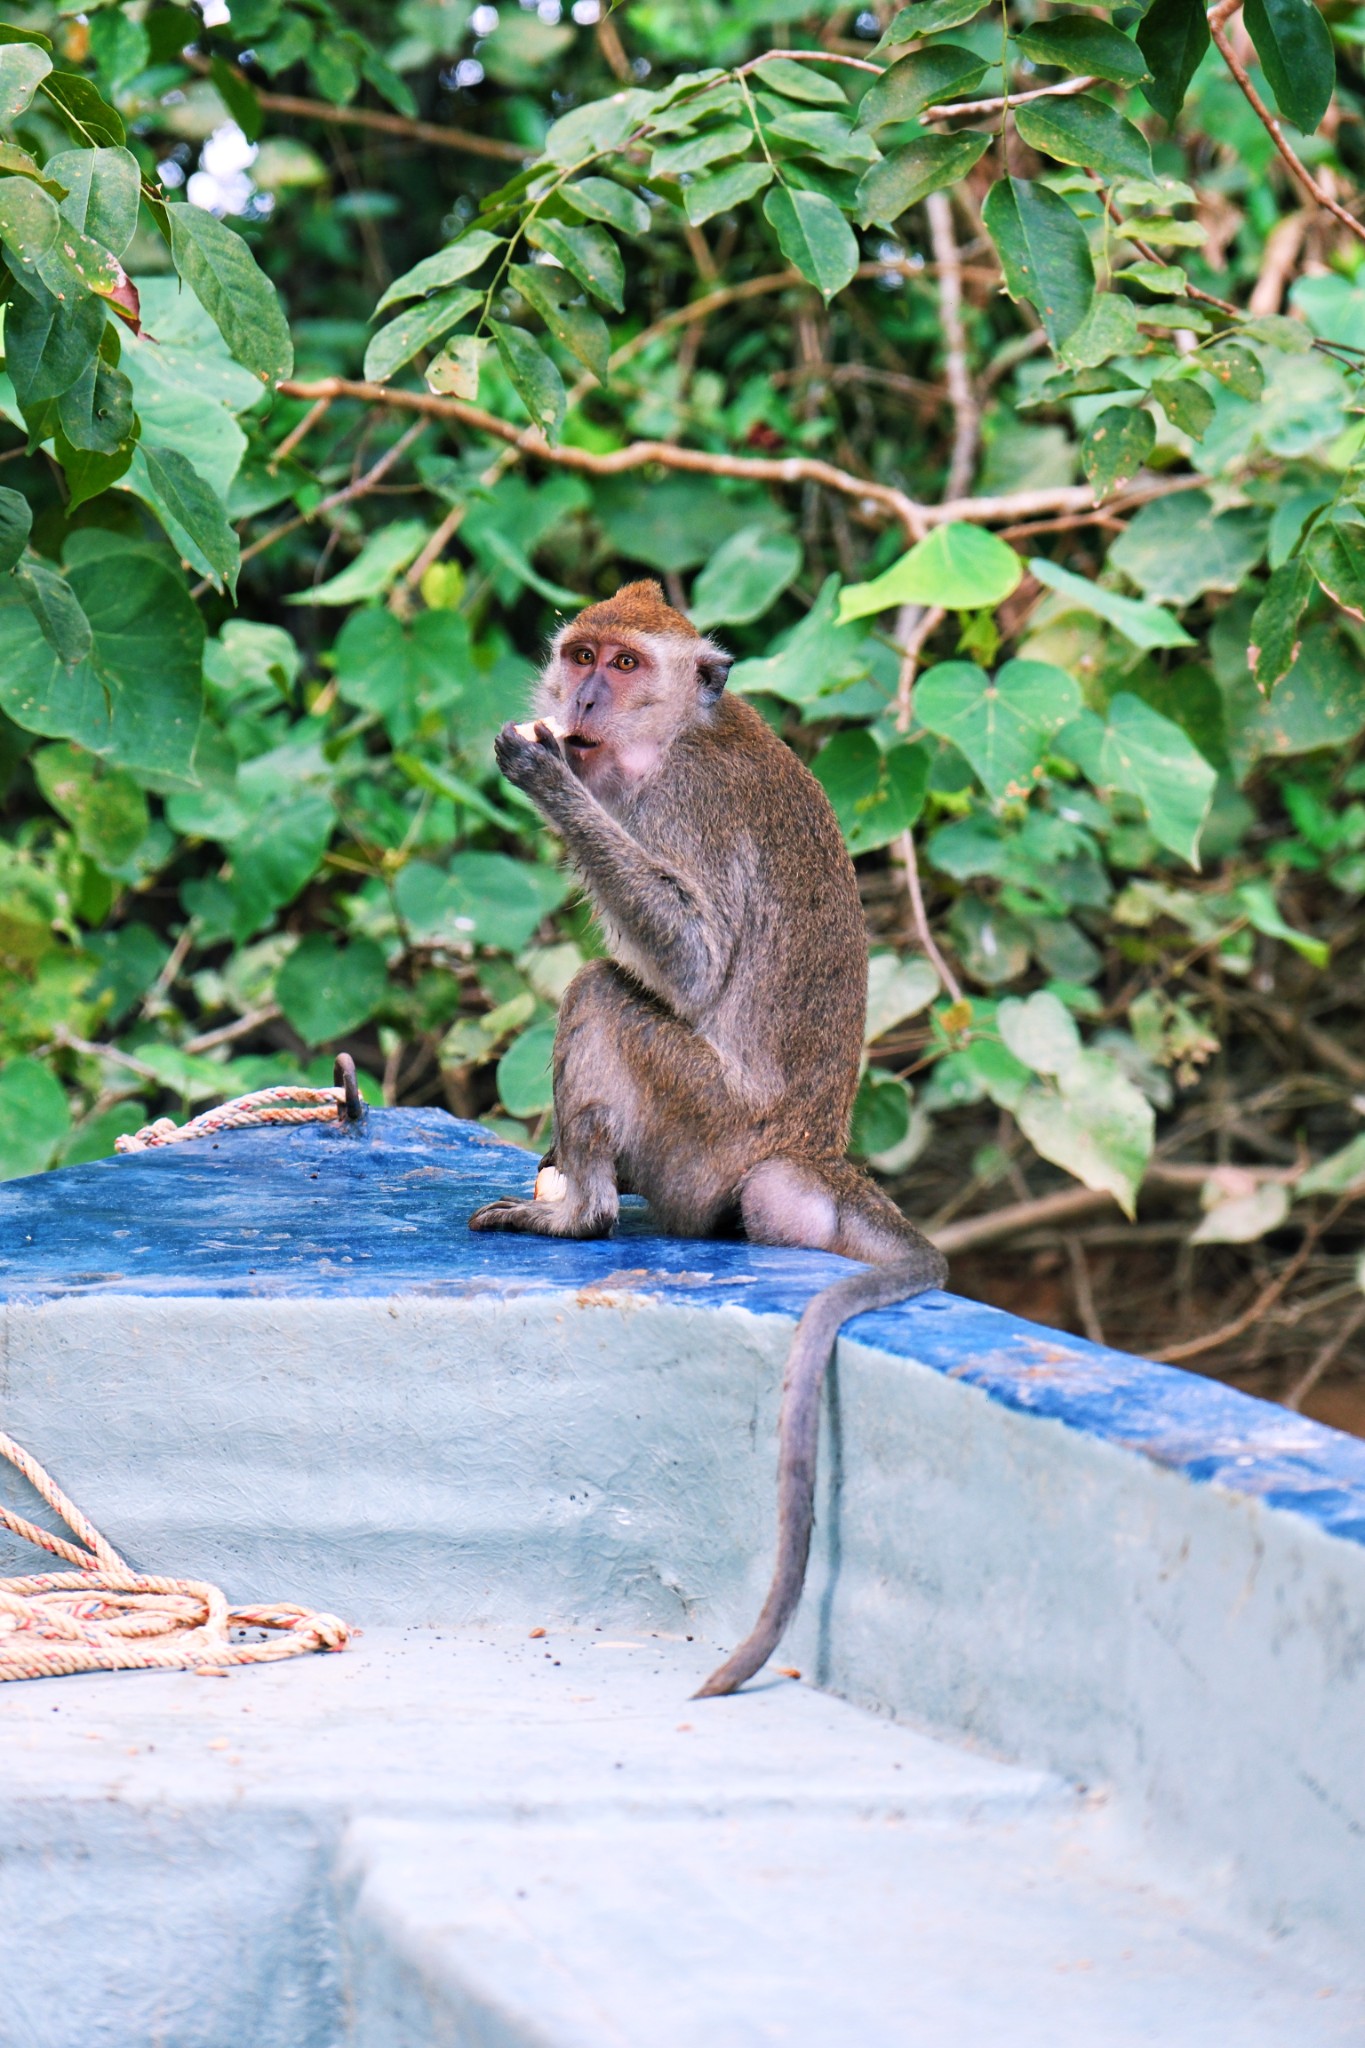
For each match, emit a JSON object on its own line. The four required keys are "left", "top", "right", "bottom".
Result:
{"left": 0, "top": 0, "right": 1363, "bottom": 1371}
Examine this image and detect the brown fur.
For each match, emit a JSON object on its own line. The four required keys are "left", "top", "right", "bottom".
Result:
{"left": 469, "top": 591, "right": 947, "bottom": 1696}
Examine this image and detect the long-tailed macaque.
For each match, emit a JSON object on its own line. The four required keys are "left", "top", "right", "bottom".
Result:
{"left": 469, "top": 580, "right": 947, "bottom": 1696}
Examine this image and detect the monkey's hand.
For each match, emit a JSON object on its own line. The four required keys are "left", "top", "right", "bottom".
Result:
{"left": 494, "top": 720, "right": 573, "bottom": 803}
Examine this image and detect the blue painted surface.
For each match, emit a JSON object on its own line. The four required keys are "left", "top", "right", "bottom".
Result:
{"left": 3, "top": 1106, "right": 1364, "bottom": 1548}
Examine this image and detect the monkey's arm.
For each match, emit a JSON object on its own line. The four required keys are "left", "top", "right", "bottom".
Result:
{"left": 495, "top": 722, "right": 730, "bottom": 1001}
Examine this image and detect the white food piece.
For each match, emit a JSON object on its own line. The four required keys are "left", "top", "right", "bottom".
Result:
{"left": 534, "top": 1165, "right": 568, "bottom": 1203}
{"left": 514, "top": 717, "right": 567, "bottom": 741}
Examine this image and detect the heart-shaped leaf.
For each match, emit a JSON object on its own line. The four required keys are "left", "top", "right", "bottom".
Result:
{"left": 839, "top": 523, "right": 1022, "bottom": 619}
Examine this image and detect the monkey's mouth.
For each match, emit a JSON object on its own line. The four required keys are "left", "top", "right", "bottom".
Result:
{"left": 564, "top": 733, "right": 600, "bottom": 753}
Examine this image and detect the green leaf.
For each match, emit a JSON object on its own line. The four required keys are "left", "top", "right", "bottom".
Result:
{"left": 395, "top": 853, "right": 571, "bottom": 952}
{"left": 1243, "top": 0, "right": 1335, "bottom": 134}
{"left": 0, "top": 540, "right": 203, "bottom": 777}
{"left": 690, "top": 524, "right": 802, "bottom": 629}
{"left": 1137, "top": 0, "right": 1209, "bottom": 122}
{"left": 855, "top": 45, "right": 988, "bottom": 129}
{"left": 729, "top": 574, "right": 876, "bottom": 708}
{"left": 1109, "top": 492, "right": 1267, "bottom": 607}
{"left": 811, "top": 731, "right": 930, "bottom": 854}
{"left": 1304, "top": 515, "right": 1365, "bottom": 622}
{"left": 565, "top": 177, "right": 651, "bottom": 236}
{"left": 226, "top": 790, "right": 335, "bottom": 939}
{"left": 751, "top": 56, "right": 850, "bottom": 105}
{"left": 1191, "top": 1179, "right": 1290, "bottom": 1245}
{"left": 1014, "top": 96, "right": 1153, "bottom": 182}
{"left": 373, "top": 230, "right": 500, "bottom": 314}
{"left": 140, "top": 444, "right": 241, "bottom": 597}
{"left": 363, "top": 286, "right": 481, "bottom": 384}
{"left": 762, "top": 184, "right": 858, "bottom": 301}
{"left": 497, "top": 1020, "right": 558, "bottom": 1118}
{"left": 1057, "top": 291, "right": 1140, "bottom": 371}
{"left": 1298, "top": 1131, "right": 1365, "bottom": 1195}
{"left": 427, "top": 334, "right": 489, "bottom": 401}
{"left": 211, "top": 52, "right": 263, "bottom": 141}
{"left": 0, "top": 176, "right": 60, "bottom": 284}
{"left": 1099, "top": 692, "right": 1216, "bottom": 865}
{"left": 1029, "top": 556, "right": 1194, "bottom": 650}
{"left": 56, "top": 341, "right": 133, "bottom": 457}
{"left": 1149, "top": 376, "right": 1214, "bottom": 438}
{"left": 856, "top": 132, "right": 990, "bottom": 228}
{"left": 915, "top": 658, "right": 1083, "bottom": 799}
{"left": 650, "top": 119, "right": 753, "bottom": 178}
{"left": 681, "top": 160, "right": 773, "bottom": 225}
{"left": 491, "top": 321, "right": 567, "bottom": 443}
{"left": 881, "top": 0, "right": 992, "bottom": 43}
{"left": 1016, "top": 1050, "right": 1153, "bottom": 1216}
{"left": 849, "top": 1067, "right": 912, "bottom": 1157}
{"left": 0, "top": 1056, "right": 70, "bottom": 1181}
{"left": 998, "top": 990, "right": 1081, "bottom": 1075}
{"left": 543, "top": 87, "right": 653, "bottom": 166}
{"left": 40, "top": 69, "right": 126, "bottom": 149}
{"left": 1011, "top": 18, "right": 1151, "bottom": 85}
{"left": 1080, "top": 404, "right": 1156, "bottom": 498}
{"left": 32, "top": 740, "right": 148, "bottom": 866}
{"left": 1235, "top": 879, "right": 1329, "bottom": 967}
{"left": 0, "top": 140, "right": 64, "bottom": 195}
{"left": 0, "top": 485, "right": 32, "bottom": 573}
{"left": 511, "top": 264, "right": 609, "bottom": 384}
{"left": 14, "top": 562, "right": 92, "bottom": 665}
{"left": 288, "top": 520, "right": 428, "bottom": 607}
{"left": 49, "top": 145, "right": 139, "bottom": 256}
{"left": 167, "top": 204, "right": 294, "bottom": 387}
{"left": 276, "top": 933, "right": 389, "bottom": 1044}
{"left": 0, "top": 42, "right": 51, "bottom": 118}
{"left": 839, "top": 523, "right": 1022, "bottom": 619}
{"left": 1249, "top": 557, "right": 1313, "bottom": 690}
{"left": 866, "top": 951, "right": 940, "bottom": 1042}
{"left": 982, "top": 177, "right": 1094, "bottom": 346}
{"left": 1204, "top": 341, "right": 1265, "bottom": 400}
{"left": 764, "top": 108, "right": 878, "bottom": 171}
{"left": 525, "top": 217, "right": 624, "bottom": 311}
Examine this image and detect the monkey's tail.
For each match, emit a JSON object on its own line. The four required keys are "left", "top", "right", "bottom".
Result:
{"left": 692, "top": 1253, "right": 945, "bottom": 1701}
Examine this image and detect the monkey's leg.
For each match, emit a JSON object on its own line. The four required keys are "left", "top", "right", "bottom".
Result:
{"left": 694, "top": 1159, "right": 946, "bottom": 1700}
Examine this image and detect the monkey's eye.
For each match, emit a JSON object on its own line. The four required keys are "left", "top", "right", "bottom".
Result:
{"left": 615, "top": 652, "right": 638, "bottom": 671}
{"left": 570, "top": 645, "right": 595, "bottom": 665}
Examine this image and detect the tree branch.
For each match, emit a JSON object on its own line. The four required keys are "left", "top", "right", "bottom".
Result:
{"left": 925, "top": 189, "right": 977, "bottom": 503}
{"left": 240, "top": 86, "right": 530, "bottom": 162}
{"left": 924, "top": 73, "right": 1096, "bottom": 122}
{"left": 1207, "top": 5, "right": 1365, "bottom": 247}
{"left": 277, "top": 376, "right": 1206, "bottom": 539}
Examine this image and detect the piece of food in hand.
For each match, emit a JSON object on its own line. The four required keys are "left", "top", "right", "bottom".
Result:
{"left": 514, "top": 717, "right": 567, "bottom": 741}
{"left": 534, "top": 1165, "right": 568, "bottom": 1203}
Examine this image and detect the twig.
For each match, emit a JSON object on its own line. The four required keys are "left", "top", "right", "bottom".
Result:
{"left": 1153, "top": 1194, "right": 1353, "bottom": 1365}
{"left": 934, "top": 1184, "right": 1114, "bottom": 1253}
{"left": 925, "top": 189, "right": 978, "bottom": 503}
{"left": 403, "top": 499, "right": 467, "bottom": 593}
{"left": 238, "top": 86, "right": 529, "bottom": 162}
{"left": 1281, "top": 1298, "right": 1365, "bottom": 1409}
{"left": 269, "top": 394, "right": 334, "bottom": 473}
{"left": 141, "top": 920, "right": 196, "bottom": 1019}
{"left": 277, "top": 377, "right": 927, "bottom": 539}
{"left": 1248, "top": 208, "right": 1310, "bottom": 316}
{"left": 182, "top": 1006, "right": 282, "bottom": 1056}
{"left": 924, "top": 73, "right": 1096, "bottom": 122}
{"left": 52, "top": 1029, "right": 167, "bottom": 1085}
{"left": 278, "top": 376, "right": 1209, "bottom": 538}
{"left": 1207, "top": 6, "right": 1365, "bottom": 248}
{"left": 210, "top": 418, "right": 427, "bottom": 593}
{"left": 1066, "top": 1234, "right": 1106, "bottom": 1345}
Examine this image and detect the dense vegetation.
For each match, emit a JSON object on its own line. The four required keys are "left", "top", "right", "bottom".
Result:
{"left": 0, "top": 0, "right": 1362, "bottom": 1410}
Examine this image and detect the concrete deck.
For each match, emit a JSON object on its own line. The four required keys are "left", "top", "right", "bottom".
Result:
{"left": 1, "top": 1109, "right": 1363, "bottom": 2045}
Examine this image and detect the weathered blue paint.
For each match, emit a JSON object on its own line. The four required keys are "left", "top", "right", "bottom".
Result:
{"left": 3, "top": 1106, "right": 1363, "bottom": 1551}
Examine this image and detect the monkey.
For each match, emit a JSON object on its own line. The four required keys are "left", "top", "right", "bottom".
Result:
{"left": 469, "top": 579, "right": 947, "bottom": 1697}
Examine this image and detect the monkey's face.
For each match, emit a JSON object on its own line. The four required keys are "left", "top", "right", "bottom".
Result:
{"left": 544, "top": 632, "right": 672, "bottom": 788}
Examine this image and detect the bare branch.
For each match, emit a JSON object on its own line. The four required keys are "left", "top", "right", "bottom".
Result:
{"left": 1283, "top": 1298, "right": 1365, "bottom": 1411}
{"left": 1207, "top": 6, "right": 1365, "bottom": 247}
{"left": 183, "top": 1007, "right": 282, "bottom": 1056}
{"left": 241, "top": 86, "right": 529, "bottom": 163}
{"left": 924, "top": 73, "right": 1096, "bottom": 122}
{"left": 925, "top": 189, "right": 978, "bottom": 502}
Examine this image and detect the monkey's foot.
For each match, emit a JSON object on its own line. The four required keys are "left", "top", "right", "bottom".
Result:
{"left": 468, "top": 1194, "right": 613, "bottom": 1239}
{"left": 468, "top": 1196, "right": 557, "bottom": 1235}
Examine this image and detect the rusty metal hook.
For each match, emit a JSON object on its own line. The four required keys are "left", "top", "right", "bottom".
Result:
{"left": 333, "top": 1053, "right": 364, "bottom": 1123}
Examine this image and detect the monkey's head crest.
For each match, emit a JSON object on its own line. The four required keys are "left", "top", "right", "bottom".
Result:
{"left": 567, "top": 579, "right": 700, "bottom": 641}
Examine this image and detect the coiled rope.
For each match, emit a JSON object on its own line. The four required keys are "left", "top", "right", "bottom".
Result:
{"left": 2, "top": 1053, "right": 362, "bottom": 1681}
{"left": 0, "top": 1431, "right": 349, "bottom": 1683}
{"left": 115, "top": 1052, "right": 365, "bottom": 1153}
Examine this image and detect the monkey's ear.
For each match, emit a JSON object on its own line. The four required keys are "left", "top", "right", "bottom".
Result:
{"left": 697, "top": 648, "right": 732, "bottom": 700}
